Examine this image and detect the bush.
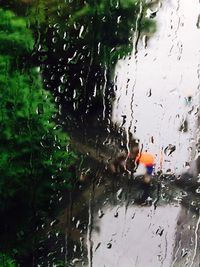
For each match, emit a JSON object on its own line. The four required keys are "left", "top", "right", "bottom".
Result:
{"left": 0, "top": 8, "right": 76, "bottom": 259}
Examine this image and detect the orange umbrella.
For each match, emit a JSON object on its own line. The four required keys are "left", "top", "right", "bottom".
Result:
{"left": 135, "top": 152, "right": 155, "bottom": 166}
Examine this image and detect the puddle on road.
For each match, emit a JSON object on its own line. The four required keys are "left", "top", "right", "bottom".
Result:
{"left": 91, "top": 204, "right": 180, "bottom": 267}
{"left": 70, "top": 180, "right": 200, "bottom": 267}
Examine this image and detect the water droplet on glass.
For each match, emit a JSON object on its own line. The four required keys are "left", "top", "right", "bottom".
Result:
{"left": 196, "top": 14, "right": 200, "bottom": 28}
{"left": 146, "top": 88, "right": 152, "bottom": 97}
{"left": 112, "top": 208, "right": 118, "bottom": 217}
{"left": 79, "top": 25, "right": 85, "bottom": 38}
{"left": 195, "top": 187, "right": 200, "bottom": 194}
{"left": 164, "top": 144, "right": 176, "bottom": 156}
{"left": 98, "top": 209, "right": 104, "bottom": 218}
{"left": 107, "top": 242, "right": 112, "bottom": 249}
{"left": 116, "top": 188, "right": 123, "bottom": 200}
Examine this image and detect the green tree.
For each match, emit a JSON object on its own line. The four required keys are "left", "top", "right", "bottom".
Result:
{"left": 32, "top": 0, "right": 156, "bottom": 120}
{"left": 0, "top": 0, "right": 156, "bottom": 123}
{"left": 0, "top": 253, "right": 17, "bottom": 267}
{"left": 0, "top": 8, "right": 76, "bottom": 261}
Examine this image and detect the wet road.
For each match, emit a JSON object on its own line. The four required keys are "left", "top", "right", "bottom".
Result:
{"left": 71, "top": 178, "right": 200, "bottom": 267}
{"left": 91, "top": 204, "right": 180, "bottom": 267}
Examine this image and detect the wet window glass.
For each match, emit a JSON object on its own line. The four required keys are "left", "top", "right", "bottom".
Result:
{"left": 0, "top": 0, "right": 199, "bottom": 266}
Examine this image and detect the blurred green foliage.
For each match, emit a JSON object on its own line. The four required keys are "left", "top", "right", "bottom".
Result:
{"left": 0, "top": 1, "right": 157, "bottom": 264}
{"left": 0, "top": 253, "right": 17, "bottom": 267}
{"left": 1, "top": 0, "right": 156, "bottom": 119}
{"left": 0, "top": 8, "right": 76, "bottom": 262}
{"left": 31, "top": 0, "right": 155, "bottom": 117}
{"left": 27, "top": 0, "right": 155, "bottom": 62}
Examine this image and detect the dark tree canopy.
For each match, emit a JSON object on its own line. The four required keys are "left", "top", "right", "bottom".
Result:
{"left": 1, "top": 0, "right": 156, "bottom": 121}
{"left": 0, "top": 1, "right": 157, "bottom": 264}
{"left": 0, "top": 8, "right": 76, "bottom": 262}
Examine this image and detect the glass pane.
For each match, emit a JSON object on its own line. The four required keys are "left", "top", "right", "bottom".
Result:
{"left": 0, "top": 0, "right": 199, "bottom": 266}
